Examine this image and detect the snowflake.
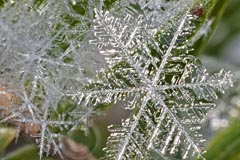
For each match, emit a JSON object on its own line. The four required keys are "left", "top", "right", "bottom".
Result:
{"left": 88, "top": 3, "right": 233, "bottom": 160}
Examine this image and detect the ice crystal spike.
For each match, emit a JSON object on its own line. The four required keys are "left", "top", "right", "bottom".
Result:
{"left": 90, "top": 4, "right": 233, "bottom": 160}
{"left": 0, "top": 0, "right": 103, "bottom": 159}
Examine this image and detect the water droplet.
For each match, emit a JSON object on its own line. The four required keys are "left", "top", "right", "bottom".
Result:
{"left": 71, "top": 0, "right": 76, "bottom": 5}
{"left": 2, "top": 37, "right": 6, "bottom": 42}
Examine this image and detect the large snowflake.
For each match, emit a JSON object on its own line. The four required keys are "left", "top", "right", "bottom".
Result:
{"left": 89, "top": 4, "right": 233, "bottom": 160}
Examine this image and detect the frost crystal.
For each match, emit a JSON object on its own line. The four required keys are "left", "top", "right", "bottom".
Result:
{"left": 0, "top": 0, "right": 103, "bottom": 159}
{"left": 89, "top": 3, "right": 233, "bottom": 160}
{"left": 0, "top": 0, "right": 233, "bottom": 160}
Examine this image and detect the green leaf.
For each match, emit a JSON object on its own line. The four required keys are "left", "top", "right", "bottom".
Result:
{"left": 189, "top": 0, "right": 230, "bottom": 55}
{"left": 204, "top": 0, "right": 239, "bottom": 57}
{"left": 203, "top": 122, "right": 240, "bottom": 160}
{"left": 69, "top": 124, "right": 106, "bottom": 158}
{"left": 0, "top": 126, "right": 16, "bottom": 153}
{"left": 3, "top": 145, "right": 53, "bottom": 160}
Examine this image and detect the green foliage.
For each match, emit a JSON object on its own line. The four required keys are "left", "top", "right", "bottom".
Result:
{"left": 190, "top": 0, "right": 229, "bottom": 55}
{"left": 205, "top": 0, "right": 239, "bottom": 57}
{"left": 203, "top": 122, "right": 240, "bottom": 160}
{"left": 0, "top": 126, "right": 16, "bottom": 154}
{"left": 70, "top": 124, "right": 107, "bottom": 158}
{"left": 3, "top": 145, "right": 53, "bottom": 160}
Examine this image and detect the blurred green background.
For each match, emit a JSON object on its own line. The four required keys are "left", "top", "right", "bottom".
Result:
{"left": 201, "top": 0, "right": 240, "bottom": 159}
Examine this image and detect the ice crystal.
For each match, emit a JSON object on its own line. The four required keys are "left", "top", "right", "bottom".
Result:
{"left": 88, "top": 2, "right": 233, "bottom": 160}
{"left": 0, "top": 0, "right": 233, "bottom": 160}
{"left": 201, "top": 56, "right": 240, "bottom": 132}
{"left": 0, "top": 0, "right": 103, "bottom": 159}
